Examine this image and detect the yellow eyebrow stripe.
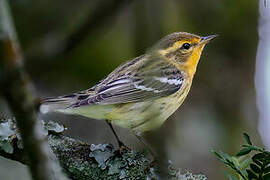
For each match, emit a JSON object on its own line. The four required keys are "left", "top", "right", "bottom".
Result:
{"left": 159, "top": 41, "right": 187, "bottom": 55}
{"left": 158, "top": 38, "right": 200, "bottom": 56}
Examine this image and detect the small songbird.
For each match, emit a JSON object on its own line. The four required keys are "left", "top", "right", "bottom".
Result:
{"left": 40, "top": 32, "right": 216, "bottom": 147}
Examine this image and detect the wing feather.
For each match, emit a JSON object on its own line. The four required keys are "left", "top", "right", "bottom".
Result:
{"left": 71, "top": 54, "right": 184, "bottom": 107}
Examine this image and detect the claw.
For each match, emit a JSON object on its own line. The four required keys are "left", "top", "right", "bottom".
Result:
{"left": 119, "top": 143, "right": 131, "bottom": 154}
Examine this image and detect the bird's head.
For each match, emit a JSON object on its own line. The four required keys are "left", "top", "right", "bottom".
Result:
{"left": 152, "top": 32, "right": 217, "bottom": 76}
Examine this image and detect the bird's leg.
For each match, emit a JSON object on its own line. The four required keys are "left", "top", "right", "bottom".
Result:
{"left": 135, "top": 132, "right": 156, "bottom": 158}
{"left": 135, "top": 132, "right": 169, "bottom": 177}
{"left": 106, "top": 120, "right": 124, "bottom": 148}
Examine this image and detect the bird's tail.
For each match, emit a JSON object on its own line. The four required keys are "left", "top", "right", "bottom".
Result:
{"left": 39, "top": 95, "right": 77, "bottom": 114}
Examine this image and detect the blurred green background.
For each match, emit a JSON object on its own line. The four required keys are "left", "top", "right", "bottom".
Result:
{"left": 0, "top": 0, "right": 261, "bottom": 179}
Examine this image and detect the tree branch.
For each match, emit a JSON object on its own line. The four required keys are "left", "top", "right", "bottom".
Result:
{"left": 255, "top": 0, "right": 270, "bottom": 148}
{"left": 26, "top": 0, "right": 134, "bottom": 62}
{"left": 0, "top": 0, "right": 68, "bottom": 179}
{"left": 64, "top": 0, "right": 133, "bottom": 53}
{"left": 0, "top": 119, "right": 207, "bottom": 180}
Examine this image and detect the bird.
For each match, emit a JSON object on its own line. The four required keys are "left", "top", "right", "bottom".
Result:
{"left": 40, "top": 32, "right": 216, "bottom": 148}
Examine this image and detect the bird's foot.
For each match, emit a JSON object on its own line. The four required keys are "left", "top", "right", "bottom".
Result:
{"left": 118, "top": 141, "right": 131, "bottom": 154}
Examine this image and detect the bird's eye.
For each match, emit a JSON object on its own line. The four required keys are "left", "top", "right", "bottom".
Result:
{"left": 182, "top": 43, "right": 191, "bottom": 50}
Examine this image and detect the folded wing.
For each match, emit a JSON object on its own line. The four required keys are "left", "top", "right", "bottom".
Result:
{"left": 72, "top": 58, "right": 184, "bottom": 107}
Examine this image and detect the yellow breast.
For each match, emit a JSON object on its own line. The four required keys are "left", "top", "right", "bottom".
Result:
{"left": 106, "top": 78, "right": 192, "bottom": 133}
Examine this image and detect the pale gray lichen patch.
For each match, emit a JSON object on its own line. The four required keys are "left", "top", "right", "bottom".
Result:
{"left": 0, "top": 119, "right": 207, "bottom": 180}
{"left": 0, "top": 139, "right": 13, "bottom": 153}
{"left": 89, "top": 144, "right": 115, "bottom": 169}
{"left": 44, "top": 121, "right": 65, "bottom": 134}
{"left": 0, "top": 119, "right": 16, "bottom": 153}
{"left": 0, "top": 120, "right": 16, "bottom": 139}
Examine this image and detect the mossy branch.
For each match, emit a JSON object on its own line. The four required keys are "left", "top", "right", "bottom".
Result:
{"left": 0, "top": 118, "right": 207, "bottom": 180}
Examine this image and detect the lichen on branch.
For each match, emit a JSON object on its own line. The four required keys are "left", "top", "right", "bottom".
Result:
{"left": 0, "top": 118, "right": 207, "bottom": 180}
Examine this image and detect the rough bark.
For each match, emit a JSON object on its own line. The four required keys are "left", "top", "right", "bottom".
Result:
{"left": 0, "top": 119, "right": 207, "bottom": 180}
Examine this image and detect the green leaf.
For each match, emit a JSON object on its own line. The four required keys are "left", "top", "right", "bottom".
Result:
{"left": 252, "top": 159, "right": 263, "bottom": 168}
{"left": 264, "top": 166, "right": 270, "bottom": 174}
{"left": 242, "top": 145, "right": 262, "bottom": 152}
{"left": 237, "top": 147, "right": 252, "bottom": 157}
{"left": 243, "top": 133, "right": 252, "bottom": 145}
{"left": 246, "top": 169, "right": 257, "bottom": 179}
{"left": 211, "top": 150, "right": 224, "bottom": 160}
{"left": 250, "top": 164, "right": 260, "bottom": 173}
{"left": 263, "top": 173, "right": 270, "bottom": 180}
{"left": 240, "top": 158, "right": 252, "bottom": 169}
{"left": 253, "top": 153, "right": 265, "bottom": 161}
{"left": 225, "top": 172, "right": 238, "bottom": 180}
{"left": 263, "top": 152, "right": 270, "bottom": 161}
{"left": 212, "top": 133, "right": 270, "bottom": 180}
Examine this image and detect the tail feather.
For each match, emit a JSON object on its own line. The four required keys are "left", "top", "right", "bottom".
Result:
{"left": 40, "top": 95, "right": 77, "bottom": 114}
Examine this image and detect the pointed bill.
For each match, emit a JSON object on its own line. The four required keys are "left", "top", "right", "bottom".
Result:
{"left": 200, "top": 34, "right": 218, "bottom": 44}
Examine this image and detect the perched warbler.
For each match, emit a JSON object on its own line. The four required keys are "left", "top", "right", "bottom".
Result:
{"left": 40, "top": 32, "right": 216, "bottom": 146}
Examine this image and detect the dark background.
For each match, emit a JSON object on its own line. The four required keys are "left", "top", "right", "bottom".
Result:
{"left": 0, "top": 0, "right": 260, "bottom": 179}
